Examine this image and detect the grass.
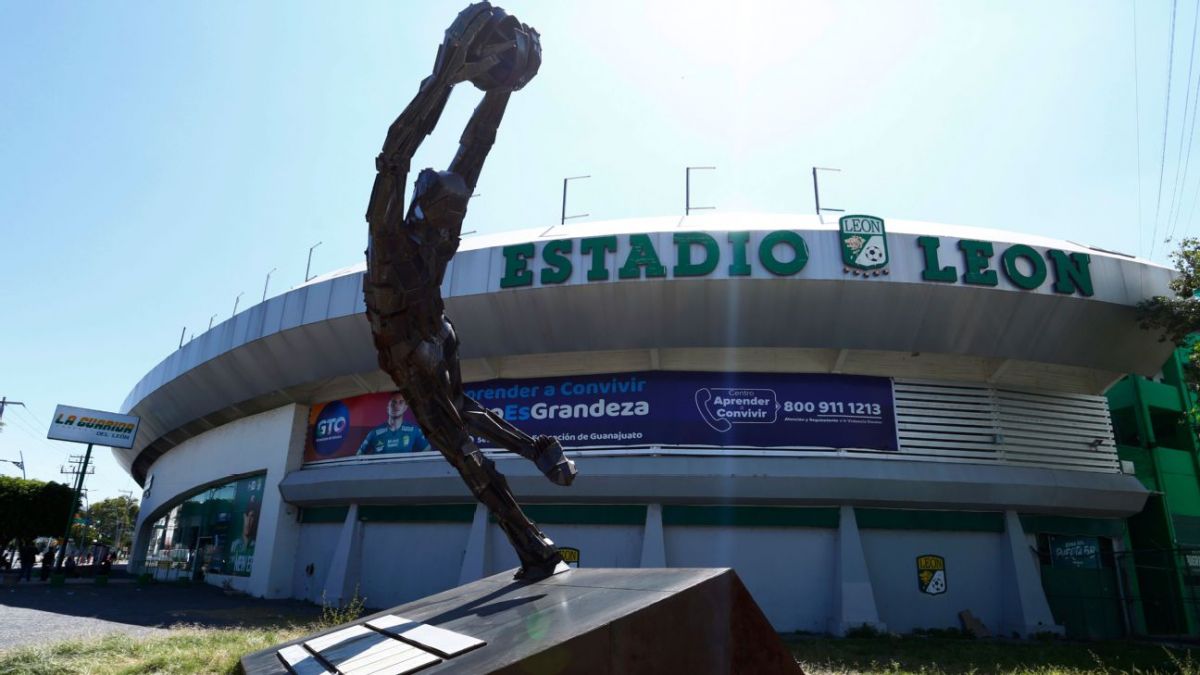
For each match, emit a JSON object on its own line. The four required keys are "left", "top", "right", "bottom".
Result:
{"left": 0, "top": 625, "right": 311, "bottom": 675}
{"left": 2, "top": 617, "right": 1198, "bottom": 674}
{"left": 0, "top": 590, "right": 367, "bottom": 675}
{"left": 788, "top": 635, "right": 1200, "bottom": 675}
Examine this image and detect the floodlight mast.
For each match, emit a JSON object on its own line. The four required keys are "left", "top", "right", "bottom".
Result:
{"left": 685, "top": 166, "right": 716, "bottom": 216}
{"left": 813, "top": 166, "right": 844, "bottom": 224}
{"left": 561, "top": 175, "right": 591, "bottom": 225}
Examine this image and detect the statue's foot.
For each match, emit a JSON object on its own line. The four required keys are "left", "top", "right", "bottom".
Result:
{"left": 533, "top": 435, "right": 577, "bottom": 486}
{"left": 514, "top": 553, "right": 569, "bottom": 582}
{"left": 509, "top": 528, "right": 568, "bottom": 582}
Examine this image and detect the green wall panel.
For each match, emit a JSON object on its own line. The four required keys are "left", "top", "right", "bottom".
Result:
{"left": 855, "top": 508, "right": 1004, "bottom": 532}
{"left": 1106, "top": 378, "right": 1137, "bottom": 411}
{"left": 1139, "top": 378, "right": 1183, "bottom": 413}
{"left": 1118, "top": 446, "right": 1158, "bottom": 491}
{"left": 662, "top": 506, "right": 839, "bottom": 528}
{"left": 359, "top": 504, "right": 476, "bottom": 523}
{"left": 1020, "top": 515, "right": 1124, "bottom": 538}
{"left": 493, "top": 504, "right": 648, "bottom": 526}
{"left": 1173, "top": 515, "right": 1200, "bottom": 547}
{"left": 1162, "top": 473, "right": 1200, "bottom": 518}
{"left": 1157, "top": 448, "right": 1196, "bottom": 476}
{"left": 299, "top": 506, "right": 349, "bottom": 524}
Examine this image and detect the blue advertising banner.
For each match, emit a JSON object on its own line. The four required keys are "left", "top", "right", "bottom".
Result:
{"left": 462, "top": 371, "right": 898, "bottom": 452}
{"left": 303, "top": 371, "right": 898, "bottom": 464}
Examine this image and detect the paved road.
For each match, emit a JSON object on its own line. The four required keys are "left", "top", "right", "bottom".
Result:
{"left": 0, "top": 581, "right": 322, "bottom": 650}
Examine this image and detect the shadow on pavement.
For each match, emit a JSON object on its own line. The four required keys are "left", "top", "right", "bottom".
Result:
{"left": 0, "top": 581, "right": 322, "bottom": 630}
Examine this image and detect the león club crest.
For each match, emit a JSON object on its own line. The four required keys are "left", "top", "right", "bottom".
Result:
{"left": 839, "top": 214, "right": 889, "bottom": 276}
{"left": 917, "top": 555, "right": 947, "bottom": 595}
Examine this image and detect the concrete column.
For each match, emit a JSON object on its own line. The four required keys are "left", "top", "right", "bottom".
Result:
{"left": 999, "top": 510, "right": 1062, "bottom": 637}
{"left": 260, "top": 406, "right": 309, "bottom": 597}
{"left": 459, "top": 503, "right": 490, "bottom": 585}
{"left": 829, "top": 506, "right": 885, "bottom": 635}
{"left": 640, "top": 503, "right": 666, "bottom": 568}
{"left": 321, "top": 503, "right": 362, "bottom": 607}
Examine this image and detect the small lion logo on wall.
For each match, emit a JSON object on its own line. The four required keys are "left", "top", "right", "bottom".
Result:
{"left": 917, "top": 555, "right": 947, "bottom": 595}
{"left": 839, "top": 215, "right": 890, "bottom": 276}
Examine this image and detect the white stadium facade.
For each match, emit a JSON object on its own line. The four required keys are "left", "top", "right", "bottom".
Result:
{"left": 116, "top": 213, "right": 1174, "bottom": 637}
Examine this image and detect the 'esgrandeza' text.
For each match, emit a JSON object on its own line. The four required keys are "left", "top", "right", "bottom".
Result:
{"left": 491, "top": 398, "right": 650, "bottom": 421}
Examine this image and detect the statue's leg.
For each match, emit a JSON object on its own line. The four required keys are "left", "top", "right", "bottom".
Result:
{"left": 460, "top": 398, "right": 577, "bottom": 486}
{"left": 409, "top": 334, "right": 564, "bottom": 580}
{"left": 441, "top": 319, "right": 576, "bottom": 486}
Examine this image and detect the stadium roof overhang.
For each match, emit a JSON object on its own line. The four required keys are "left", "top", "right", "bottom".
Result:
{"left": 113, "top": 214, "right": 1176, "bottom": 484}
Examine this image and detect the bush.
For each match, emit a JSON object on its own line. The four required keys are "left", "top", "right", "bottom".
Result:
{"left": 845, "top": 623, "right": 885, "bottom": 639}
{"left": 319, "top": 587, "right": 367, "bottom": 628}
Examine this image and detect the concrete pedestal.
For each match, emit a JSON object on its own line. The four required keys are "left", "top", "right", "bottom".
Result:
{"left": 241, "top": 567, "right": 802, "bottom": 675}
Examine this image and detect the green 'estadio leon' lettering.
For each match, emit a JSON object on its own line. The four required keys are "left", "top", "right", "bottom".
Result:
{"left": 958, "top": 239, "right": 998, "bottom": 287}
{"left": 1000, "top": 244, "right": 1046, "bottom": 290}
{"left": 758, "top": 231, "right": 809, "bottom": 276}
{"left": 1047, "top": 250, "right": 1094, "bottom": 296}
{"left": 619, "top": 234, "right": 667, "bottom": 279}
{"left": 580, "top": 236, "right": 618, "bottom": 281}
{"left": 917, "top": 236, "right": 956, "bottom": 282}
{"left": 499, "top": 243, "right": 534, "bottom": 288}
{"left": 673, "top": 232, "right": 719, "bottom": 277}
{"left": 540, "top": 239, "right": 572, "bottom": 284}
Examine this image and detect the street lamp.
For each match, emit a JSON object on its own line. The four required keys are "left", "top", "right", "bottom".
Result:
{"left": 0, "top": 452, "right": 24, "bottom": 479}
{"left": 305, "top": 242, "right": 323, "bottom": 282}
{"left": 262, "top": 267, "right": 277, "bottom": 302}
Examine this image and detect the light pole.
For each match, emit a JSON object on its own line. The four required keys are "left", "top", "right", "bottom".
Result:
{"left": 114, "top": 489, "right": 134, "bottom": 555}
{"left": 0, "top": 452, "right": 24, "bottom": 479}
{"left": 685, "top": 166, "right": 716, "bottom": 215}
{"left": 305, "top": 242, "right": 323, "bottom": 282}
{"left": 560, "top": 175, "right": 591, "bottom": 225}
{"left": 231, "top": 291, "right": 244, "bottom": 318}
{"left": 262, "top": 267, "right": 277, "bottom": 302}
{"left": 812, "top": 166, "right": 844, "bottom": 224}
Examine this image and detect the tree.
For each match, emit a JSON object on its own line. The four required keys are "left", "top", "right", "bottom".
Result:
{"left": 0, "top": 476, "right": 76, "bottom": 549}
{"left": 1137, "top": 237, "right": 1200, "bottom": 346}
{"left": 84, "top": 496, "right": 139, "bottom": 549}
{"left": 1138, "top": 238, "right": 1200, "bottom": 424}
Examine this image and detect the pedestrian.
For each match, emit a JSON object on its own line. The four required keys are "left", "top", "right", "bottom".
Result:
{"left": 17, "top": 540, "right": 35, "bottom": 581}
{"left": 65, "top": 555, "right": 77, "bottom": 578}
{"left": 40, "top": 547, "right": 55, "bottom": 581}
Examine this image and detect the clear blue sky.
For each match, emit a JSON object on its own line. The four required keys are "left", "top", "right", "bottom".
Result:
{"left": 0, "top": 0, "right": 1186, "bottom": 500}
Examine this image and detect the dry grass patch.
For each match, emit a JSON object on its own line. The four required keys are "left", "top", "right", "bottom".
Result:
{"left": 0, "top": 624, "right": 313, "bottom": 675}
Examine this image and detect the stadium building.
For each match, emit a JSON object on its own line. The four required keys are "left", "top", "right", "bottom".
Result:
{"left": 117, "top": 213, "right": 1180, "bottom": 638}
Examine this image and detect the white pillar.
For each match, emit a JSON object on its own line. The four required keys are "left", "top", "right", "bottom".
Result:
{"left": 999, "top": 510, "right": 1062, "bottom": 637}
{"left": 640, "top": 503, "right": 666, "bottom": 568}
{"left": 321, "top": 503, "right": 362, "bottom": 607}
{"left": 829, "top": 506, "right": 885, "bottom": 635}
{"left": 459, "top": 503, "right": 490, "bottom": 585}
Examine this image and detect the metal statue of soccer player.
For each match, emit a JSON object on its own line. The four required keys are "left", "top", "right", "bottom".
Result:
{"left": 363, "top": 3, "right": 577, "bottom": 581}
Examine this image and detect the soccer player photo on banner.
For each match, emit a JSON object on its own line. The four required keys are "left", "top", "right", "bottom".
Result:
{"left": 305, "top": 391, "right": 431, "bottom": 462}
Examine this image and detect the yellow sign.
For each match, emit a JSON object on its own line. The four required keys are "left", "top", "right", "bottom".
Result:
{"left": 916, "top": 555, "right": 947, "bottom": 595}
{"left": 560, "top": 547, "right": 580, "bottom": 568}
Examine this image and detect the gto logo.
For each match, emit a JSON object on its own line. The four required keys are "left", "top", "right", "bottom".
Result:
{"left": 316, "top": 417, "right": 347, "bottom": 437}
{"left": 312, "top": 401, "right": 351, "bottom": 456}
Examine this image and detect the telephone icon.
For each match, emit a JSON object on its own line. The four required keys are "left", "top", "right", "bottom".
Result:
{"left": 695, "top": 388, "right": 732, "bottom": 432}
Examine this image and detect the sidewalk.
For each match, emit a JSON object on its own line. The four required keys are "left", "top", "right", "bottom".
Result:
{"left": 3, "top": 575, "right": 135, "bottom": 587}
{"left": 0, "top": 580, "right": 321, "bottom": 650}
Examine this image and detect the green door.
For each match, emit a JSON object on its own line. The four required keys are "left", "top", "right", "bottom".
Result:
{"left": 1038, "top": 535, "right": 1126, "bottom": 639}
